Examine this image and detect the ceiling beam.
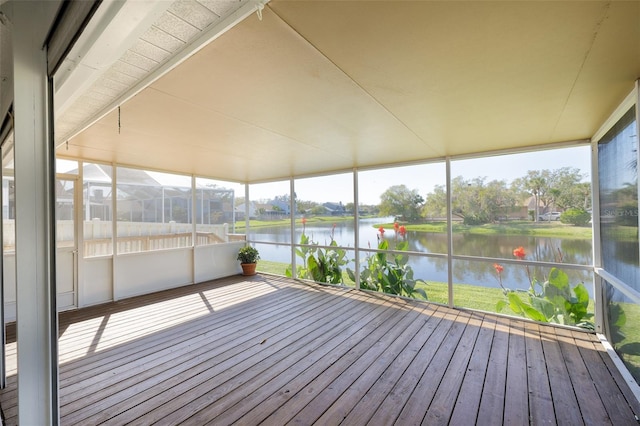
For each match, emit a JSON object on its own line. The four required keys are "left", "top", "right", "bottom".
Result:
{"left": 54, "top": 0, "right": 173, "bottom": 119}
{"left": 55, "top": 0, "right": 269, "bottom": 148}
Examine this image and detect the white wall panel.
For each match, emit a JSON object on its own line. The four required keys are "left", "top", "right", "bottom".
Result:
{"left": 115, "top": 248, "right": 193, "bottom": 299}
{"left": 81, "top": 257, "right": 113, "bottom": 307}
{"left": 194, "top": 242, "right": 243, "bottom": 283}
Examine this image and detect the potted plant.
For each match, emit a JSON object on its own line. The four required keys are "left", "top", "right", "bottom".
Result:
{"left": 237, "top": 245, "right": 260, "bottom": 276}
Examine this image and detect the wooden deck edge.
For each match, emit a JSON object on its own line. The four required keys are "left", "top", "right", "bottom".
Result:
{"left": 597, "top": 333, "right": 640, "bottom": 409}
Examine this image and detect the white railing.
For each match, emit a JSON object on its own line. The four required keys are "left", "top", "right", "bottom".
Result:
{"left": 2, "top": 219, "right": 245, "bottom": 257}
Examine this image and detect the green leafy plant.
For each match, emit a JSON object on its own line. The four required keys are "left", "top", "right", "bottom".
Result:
{"left": 560, "top": 208, "right": 591, "bottom": 226}
{"left": 237, "top": 245, "right": 260, "bottom": 264}
{"left": 347, "top": 223, "right": 428, "bottom": 300}
{"left": 607, "top": 302, "right": 627, "bottom": 344}
{"left": 495, "top": 246, "right": 593, "bottom": 329}
{"left": 286, "top": 220, "right": 349, "bottom": 284}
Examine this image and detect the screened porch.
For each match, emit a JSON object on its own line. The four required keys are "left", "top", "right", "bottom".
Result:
{"left": 2, "top": 1, "right": 640, "bottom": 424}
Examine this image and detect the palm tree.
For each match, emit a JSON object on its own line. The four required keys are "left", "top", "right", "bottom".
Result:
{"left": 530, "top": 176, "right": 546, "bottom": 222}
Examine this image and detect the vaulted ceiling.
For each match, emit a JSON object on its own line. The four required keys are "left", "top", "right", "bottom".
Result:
{"left": 58, "top": 0, "right": 640, "bottom": 183}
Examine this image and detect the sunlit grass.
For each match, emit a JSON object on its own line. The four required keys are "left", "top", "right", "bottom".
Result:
{"left": 378, "top": 220, "right": 593, "bottom": 239}
{"left": 236, "top": 215, "right": 594, "bottom": 239}
{"left": 256, "top": 259, "right": 592, "bottom": 315}
{"left": 612, "top": 302, "right": 640, "bottom": 381}
{"left": 236, "top": 215, "right": 364, "bottom": 230}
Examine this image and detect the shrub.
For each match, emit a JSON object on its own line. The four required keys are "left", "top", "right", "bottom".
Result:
{"left": 462, "top": 214, "right": 489, "bottom": 225}
{"left": 560, "top": 208, "right": 591, "bottom": 226}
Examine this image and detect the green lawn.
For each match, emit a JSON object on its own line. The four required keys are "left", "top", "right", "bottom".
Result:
{"left": 256, "top": 259, "right": 591, "bottom": 316}
{"left": 378, "top": 220, "right": 593, "bottom": 239}
{"left": 611, "top": 301, "right": 640, "bottom": 382}
{"left": 235, "top": 216, "right": 360, "bottom": 230}
{"left": 237, "top": 216, "right": 594, "bottom": 239}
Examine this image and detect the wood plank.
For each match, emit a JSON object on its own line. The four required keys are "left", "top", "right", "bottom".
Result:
{"left": 524, "top": 322, "right": 556, "bottom": 425}
{"left": 0, "top": 275, "right": 638, "bottom": 426}
{"left": 56, "top": 278, "right": 293, "bottom": 365}
{"left": 571, "top": 329, "right": 639, "bottom": 425}
{"left": 363, "top": 309, "right": 460, "bottom": 425}
{"left": 448, "top": 315, "right": 496, "bottom": 425}
{"left": 254, "top": 298, "right": 422, "bottom": 426}
{"left": 287, "top": 303, "right": 433, "bottom": 425}
{"left": 0, "top": 284, "right": 318, "bottom": 415}
{"left": 60, "top": 284, "right": 319, "bottom": 392}
{"left": 339, "top": 306, "right": 446, "bottom": 425}
{"left": 126, "top": 291, "right": 395, "bottom": 425}
{"left": 422, "top": 312, "right": 484, "bottom": 425}
{"left": 503, "top": 319, "right": 529, "bottom": 425}
{"left": 594, "top": 334, "right": 640, "bottom": 419}
{"left": 553, "top": 327, "right": 612, "bottom": 425}
{"left": 60, "top": 284, "right": 331, "bottom": 408}
{"left": 394, "top": 311, "right": 472, "bottom": 424}
{"left": 63, "top": 285, "right": 363, "bottom": 424}
{"left": 476, "top": 315, "right": 510, "bottom": 425}
{"left": 538, "top": 324, "right": 584, "bottom": 426}
{"left": 215, "top": 296, "right": 422, "bottom": 424}
{"left": 58, "top": 280, "right": 285, "bottom": 361}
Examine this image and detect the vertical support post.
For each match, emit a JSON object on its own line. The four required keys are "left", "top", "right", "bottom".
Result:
{"left": 290, "top": 178, "right": 296, "bottom": 275}
{"left": 245, "top": 183, "right": 250, "bottom": 241}
{"left": 111, "top": 164, "right": 118, "bottom": 301}
{"left": 191, "top": 175, "right": 196, "bottom": 281}
{"left": 353, "top": 169, "right": 360, "bottom": 289}
{"left": 0, "top": 140, "right": 5, "bottom": 389}
{"left": 74, "top": 171, "right": 82, "bottom": 309}
{"left": 85, "top": 181, "right": 90, "bottom": 221}
{"left": 12, "top": 2, "right": 59, "bottom": 424}
{"left": 446, "top": 157, "right": 454, "bottom": 308}
{"left": 591, "top": 133, "right": 604, "bottom": 334}
{"left": 231, "top": 188, "right": 235, "bottom": 233}
{"left": 635, "top": 80, "right": 640, "bottom": 274}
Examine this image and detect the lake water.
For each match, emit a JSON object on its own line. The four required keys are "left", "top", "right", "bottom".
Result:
{"left": 249, "top": 217, "right": 595, "bottom": 292}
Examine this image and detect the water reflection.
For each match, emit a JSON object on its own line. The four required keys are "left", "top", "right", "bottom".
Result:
{"left": 251, "top": 218, "right": 594, "bottom": 290}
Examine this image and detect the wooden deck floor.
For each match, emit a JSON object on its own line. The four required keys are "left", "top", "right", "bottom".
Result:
{"left": 1, "top": 274, "right": 639, "bottom": 425}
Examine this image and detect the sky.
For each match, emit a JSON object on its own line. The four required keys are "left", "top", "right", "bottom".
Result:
{"left": 250, "top": 145, "right": 592, "bottom": 205}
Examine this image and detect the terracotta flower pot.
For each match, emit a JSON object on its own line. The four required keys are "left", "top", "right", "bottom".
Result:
{"left": 241, "top": 263, "right": 257, "bottom": 276}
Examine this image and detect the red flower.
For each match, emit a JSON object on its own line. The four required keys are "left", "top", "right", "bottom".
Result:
{"left": 301, "top": 217, "right": 307, "bottom": 225}
{"left": 378, "top": 226, "right": 385, "bottom": 235}
{"left": 513, "top": 246, "right": 526, "bottom": 260}
{"left": 494, "top": 263, "right": 504, "bottom": 274}
{"left": 394, "top": 222, "right": 400, "bottom": 231}
{"left": 398, "top": 225, "right": 407, "bottom": 237}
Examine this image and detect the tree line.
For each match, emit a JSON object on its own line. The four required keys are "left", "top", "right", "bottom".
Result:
{"left": 245, "top": 167, "right": 591, "bottom": 225}
{"left": 379, "top": 167, "right": 591, "bottom": 225}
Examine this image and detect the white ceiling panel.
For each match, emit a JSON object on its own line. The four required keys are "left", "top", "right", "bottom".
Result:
{"left": 169, "top": 0, "right": 218, "bottom": 30}
{"left": 129, "top": 39, "right": 172, "bottom": 64}
{"left": 55, "top": 0, "right": 254, "bottom": 145}
{"left": 154, "top": 12, "right": 201, "bottom": 42}
{"left": 140, "top": 26, "right": 185, "bottom": 53}
{"left": 60, "top": 0, "right": 640, "bottom": 184}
